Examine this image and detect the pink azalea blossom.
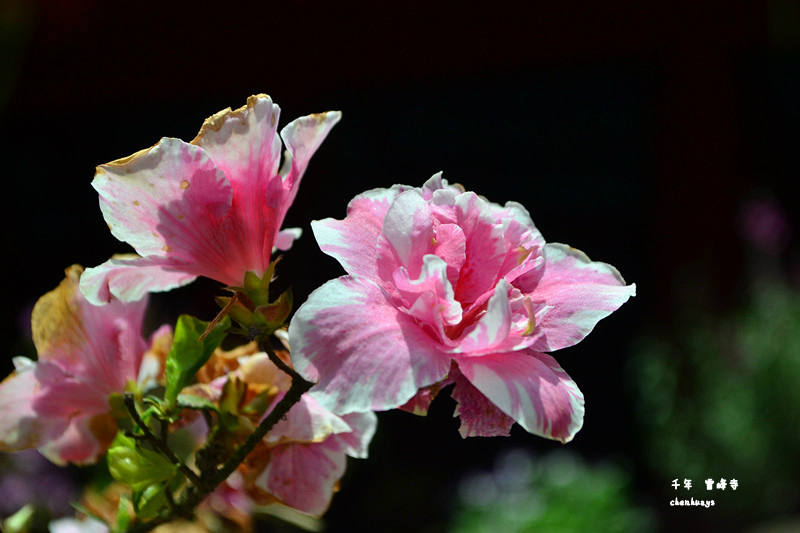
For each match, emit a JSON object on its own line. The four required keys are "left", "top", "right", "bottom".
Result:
{"left": 80, "top": 94, "right": 341, "bottom": 305}
{"left": 0, "top": 265, "right": 170, "bottom": 465}
{"left": 193, "top": 347, "right": 376, "bottom": 517}
{"left": 289, "top": 174, "right": 635, "bottom": 442}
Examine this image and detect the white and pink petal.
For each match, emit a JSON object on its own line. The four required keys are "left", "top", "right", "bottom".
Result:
{"left": 289, "top": 276, "right": 451, "bottom": 415}
{"left": 529, "top": 243, "right": 636, "bottom": 352}
{"left": 257, "top": 440, "right": 346, "bottom": 517}
{"left": 455, "top": 350, "right": 584, "bottom": 443}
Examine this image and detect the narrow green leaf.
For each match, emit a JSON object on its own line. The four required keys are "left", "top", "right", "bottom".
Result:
{"left": 164, "top": 314, "right": 229, "bottom": 409}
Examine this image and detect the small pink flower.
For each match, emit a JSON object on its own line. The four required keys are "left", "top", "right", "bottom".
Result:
{"left": 289, "top": 174, "right": 635, "bottom": 442}
{"left": 0, "top": 266, "right": 170, "bottom": 465}
{"left": 80, "top": 95, "right": 341, "bottom": 304}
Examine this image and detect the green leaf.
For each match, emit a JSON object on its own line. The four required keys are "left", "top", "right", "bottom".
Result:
{"left": 164, "top": 314, "right": 229, "bottom": 409}
{"left": 107, "top": 433, "right": 176, "bottom": 493}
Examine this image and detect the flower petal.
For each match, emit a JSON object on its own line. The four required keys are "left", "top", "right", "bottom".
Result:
{"left": 93, "top": 137, "right": 232, "bottom": 264}
{"left": 279, "top": 110, "right": 343, "bottom": 206}
{"left": 335, "top": 411, "right": 378, "bottom": 459}
{"left": 455, "top": 350, "right": 584, "bottom": 443}
{"left": 530, "top": 243, "right": 636, "bottom": 352}
{"left": 452, "top": 192, "right": 507, "bottom": 305}
{"left": 35, "top": 265, "right": 148, "bottom": 390}
{"left": 190, "top": 94, "right": 283, "bottom": 194}
{"left": 289, "top": 276, "right": 451, "bottom": 415}
{"left": 0, "top": 361, "right": 66, "bottom": 453}
{"left": 273, "top": 227, "right": 302, "bottom": 252}
{"left": 311, "top": 186, "right": 405, "bottom": 279}
{"left": 257, "top": 440, "right": 346, "bottom": 517}
{"left": 380, "top": 190, "right": 436, "bottom": 278}
{"left": 80, "top": 254, "right": 196, "bottom": 305}
{"left": 451, "top": 369, "right": 515, "bottom": 437}
{"left": 265, "top": 393, "right": 352, "bottom": 446}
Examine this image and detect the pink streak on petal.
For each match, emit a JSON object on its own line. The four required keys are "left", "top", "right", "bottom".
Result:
{"left": 453, "top": 279, "right": 512, "bottom": 354}
{"left": 38, "top": 414, "right": 108, "bottom": 466}
{"left": 94, "top": 138, "right": 232, "bottom": 264}
{"left": 451, "top": 369, "right": 514, "bottom": 437}
{"left": 531, "top": 243, "right": 636, "bottom": 352}
{"left": 311, "top": 186, "right": 406, "bottom": 280}
{"left": 453, "top": 192, "right": 507, "bottom": 305}
{"left": 381, "top": 190, "right": 436, "bottom": 278}
{"left": 289, "top": 276, "right": 451, "bottom": 415}
{"left": 456, "top": 350, "right": 585, "bottom": 443}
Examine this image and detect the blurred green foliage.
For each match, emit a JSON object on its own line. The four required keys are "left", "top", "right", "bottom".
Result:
{"left": 450, "top": 449, "right": 655, "bottom": 533}
{"left": 630, "top": 280, "right": 800, "bottom": 518}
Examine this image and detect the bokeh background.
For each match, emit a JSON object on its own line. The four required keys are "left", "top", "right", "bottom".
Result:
{"left": 1, "top": 1, "right": 799, "bottom": 532}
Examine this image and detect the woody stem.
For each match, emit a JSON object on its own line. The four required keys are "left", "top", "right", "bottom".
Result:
{"left": 126, "top": 335, "right": 313, "bottom": 533}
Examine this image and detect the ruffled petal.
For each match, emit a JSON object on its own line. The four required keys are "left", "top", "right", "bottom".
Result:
{"left": 80, "top": 254, "right": 196, "bottom": 305}
{"left": 453, "top": 279, "right": 512, "bottom": 354}
{"left": 380, "top": 190, "right": 435, "bottom": 278}
{"left": 311, "top": 186, "right": 405, "bottom": 279}
{"left": 289, "top": 276, "right": 451, "bottom": 415}
{"left": 455, "top": 350, "right": 584, "bottom": 443}
{"left": 452, "top": 192, "right": 507, "bottom": 305}
{"left": 530, "top": 243, "right": 636, "bottom": 352}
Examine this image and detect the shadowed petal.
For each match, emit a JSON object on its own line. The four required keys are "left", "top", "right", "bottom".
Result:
{"left": 258, "top": 440, "right": 345, "bottom": 517}
{"left": 456, "top": 350, "right": 584, "bottom": 443}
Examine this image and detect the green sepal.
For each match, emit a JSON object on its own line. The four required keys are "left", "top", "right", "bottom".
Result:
{"left": 107, "top": 432, "right": 177, "bottom": 494}
{"left": 112, "top": 495, "right": 132, "bottom": 533}
{"left": 177, "top": 394, "right": 219, "bottom": 413}
{"left": 133, "top": 483, "right": 169, "bottom": 521}
{"left": 253, "top": 287, "right": 293, "bottom": 331}
{"left": 1, "top": 504, "right": 34, "bottom": 533}
{"left": 164, "top": 314, "right": 230, "bottom": 410}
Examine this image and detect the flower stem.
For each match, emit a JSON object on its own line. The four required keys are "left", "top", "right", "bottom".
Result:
{"left": 126, "top": 336, "right": 313, "bottom": 533}
{"left": 123, "top": 393, "right": 203, "bottom": 488}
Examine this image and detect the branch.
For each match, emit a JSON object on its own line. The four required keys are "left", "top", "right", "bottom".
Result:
{"left": 123, "top": 393, "right": 204, "bottom": 488}
{"left": 126, "top": 337, "right": 313, "bottom": 533}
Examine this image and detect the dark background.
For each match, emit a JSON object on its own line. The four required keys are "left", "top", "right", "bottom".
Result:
{"left": 1, "top": 1, "right": 798, "bottom": 532}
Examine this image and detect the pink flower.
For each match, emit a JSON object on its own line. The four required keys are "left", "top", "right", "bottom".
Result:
{"left": 80, "top": 94, "right": 341, "bottom": 305}
{"left": 0, "top": 266, "right": 170, "bottom": 465}
{"left": 289, "top": 174, "right": 635, "bottom": 442}
{"left": 194, "top": 348, "right": 376, "bottom": 517}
